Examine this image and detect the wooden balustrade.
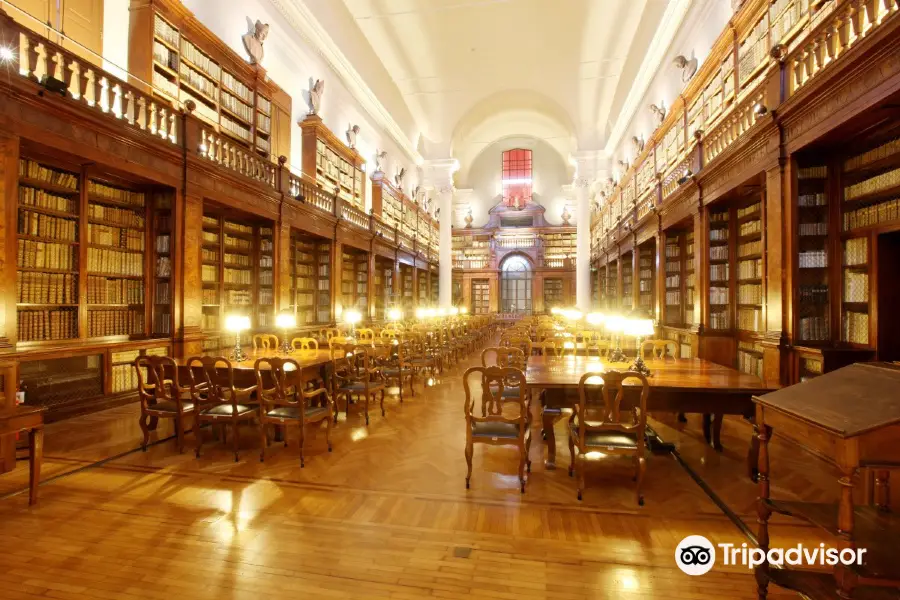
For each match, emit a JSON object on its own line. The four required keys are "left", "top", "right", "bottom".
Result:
{"left": 197, "top": 128, "right": 276, "bottom": 187}
{"left": 11, "top": 21, "right": 178, "bottom": 146}
{"left": 341, "top": 201, "right": 369, "bottom": 231}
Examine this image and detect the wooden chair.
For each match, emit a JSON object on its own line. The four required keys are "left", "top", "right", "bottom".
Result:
{"left": 254, "top": 356, "right": 333, "bottom": 467}
{"left": 291, "top": 337, "right": 319, "bottom": 355}
{"left": 332, "top": 344, "right": 386, "bottom": 425}
{"left": 328, "top": 335, "right": 355, "bottom": 350}
{"left": 544, "top": 334, "right": 577, "bottom": 358}
{"left": 134, "top": 355, "right": 195, "bottom": 453}
{"left": 463, "top": 366, "right": 532, "bottom": 493}
{"left": 187, "top": 356, "right": 258, "bottom": 462}
{"left": 568, "top": 370, "right": 649, "bottom": 505}
{"left": 379, "top": 338, "right": 416, "bottom": 402}
{"left": 356, "top": 328, "right": 376, "bottom": 346}
{"left": 320, "top": 327, "right": 344, "bottom": 344}
{"left": 500, "top": 335, "right": 533, "bottom": 359}
{"left": 407, "top": 333, "right": 440, "bottom": 379}
{"left": 640, "top": 339, "right": 679, "bottom": 360}
{"left": 252, "top": 333, "right": 279, "bottom": 353}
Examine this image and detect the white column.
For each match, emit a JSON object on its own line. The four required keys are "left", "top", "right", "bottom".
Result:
{"left": 571, "top": 151, "right": 608, "bottom": 311}
{"left": 423, "top": 158, "right": 459, "bottom": 308}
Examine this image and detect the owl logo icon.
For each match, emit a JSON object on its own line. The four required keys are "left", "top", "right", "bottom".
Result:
{"left": 675, "top": 535, "right": 716, "bottom": 576}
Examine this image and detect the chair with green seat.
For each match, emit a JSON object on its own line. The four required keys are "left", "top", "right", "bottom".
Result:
{"left": 254, "top": 356, "right": 333, "bottom": 467}
{"left": 134, "top": 355, "right": 195, "bottom": 453}
{"left": 463, "top": 366, "right": 532, "bottom": 493}
{"left": 568, "top": 370, "right": 649, "bottom": 505}
{"left": 332, "top": 344, "right": 386, "bottom": 425}
{"left": 188, "top": 355, "right": 258, "bottom": 462}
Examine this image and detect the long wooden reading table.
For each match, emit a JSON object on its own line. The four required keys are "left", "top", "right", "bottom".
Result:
{"left": 524, "top": 356, "right": 777, "bottom": 468}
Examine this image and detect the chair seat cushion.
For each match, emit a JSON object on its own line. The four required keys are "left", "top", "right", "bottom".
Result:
{"left": 569, "top": 424, "right": 639, "bottom": 449}
{"left": 381, "top": 367, "right": 412, "bottom": 377}
{"left": 266, "top": 406, "right": 330, "bottom": 420}
{"left": 408, "top": 358, "right": 433, "bottom": 366}
{"left": 339, "top": 381, "right": 384, "bottom": 392}
{"left": 201, "top": 404, "right": 256, "bottom": 417}
{"left": 147, "top": 400, "right": 194, "bottom": 413}
{"left": 471, "top": 421, "right": 522, "bottom": 439}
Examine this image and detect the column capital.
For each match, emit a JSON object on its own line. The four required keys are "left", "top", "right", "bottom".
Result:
{"left": 422, "top": 158, "right": 459, "bottom": 194}
{"left": 570, "top": 150, "right": 610, "bottom": 189}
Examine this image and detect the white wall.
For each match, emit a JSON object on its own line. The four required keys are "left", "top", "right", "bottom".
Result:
{"left": 606, "top": 0, "right": 733, "bottom": 174}
{"left": 173, "top": 0, "right": 422, "bottom": 208}
{"left": 456, "top": 136, "right": 573, "bottom": 228}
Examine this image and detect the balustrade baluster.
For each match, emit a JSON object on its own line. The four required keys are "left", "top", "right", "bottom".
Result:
{"left": 67, "top": 60, "right": 81, "bottom": 99}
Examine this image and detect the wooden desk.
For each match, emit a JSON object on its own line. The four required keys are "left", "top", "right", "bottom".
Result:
{"left": 754, "top": 362, "right": 900, "bottom": 600}
{"left": 524, "top": 356, "right": 776, "bottom": 468}
{"left": 0, "top": 406, "right": 45, "bottom": 505}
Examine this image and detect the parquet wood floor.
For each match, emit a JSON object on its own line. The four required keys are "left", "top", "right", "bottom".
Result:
{"left": 0, "top": 342, "right": 864, "bottom": 599}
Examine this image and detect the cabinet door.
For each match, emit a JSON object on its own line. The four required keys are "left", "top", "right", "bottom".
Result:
{"left": 61, "top": 0, "right": 103, "bottom": 66}
{"left": 273, "top": 104, "right": 292, "bottom": 163}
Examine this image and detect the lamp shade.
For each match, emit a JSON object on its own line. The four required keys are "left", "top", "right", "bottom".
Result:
{"left": 415, "top": 307, "right": 427, "bottom": 319}
{"left": 624, "top": 318, "right": 655, "bottom": 337}
{"left": 460, "top": 306, "right": 468, "bottom": 314}
{"left": 449, "top": 306, "right": 459, "bottom": 316}
{"left": 388, "top": 308, "right": 403, "bottom": 321}
{"left": 604, "top": 315, "right": 626, "bottom": 333}
{"left": 550, "top": 307, "right": 561, "bottom": 315}
{"left": 344, "top": 310, "right": 362, "bottom": 326}
{"left": 425, "top": 307, "right": 437, "bottom": 318}
{"left": 275, "top": 312, "right": 297, "bottom": 329}
{"left": 563, "top": 309, "right": 583, "bottom": 321}
{"left": 586, "top": 312, "right": 605, "bottom": 326}
{"left": 225, "top": 314, "right": 251, "bottom": 333}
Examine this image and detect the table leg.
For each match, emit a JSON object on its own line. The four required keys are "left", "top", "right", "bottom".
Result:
{"left": 702, "top": 413, "right": 711, "bottom": 445}
{"left": 28, "top": 427, "right": 43, "bottom": 506}
{"left": 875, "top": 470, "right": 890, "bottom": 512}
{"left": 748, "top": 422, "right": 760, "bottom": 482}
{"left": 542, "top": 409, "right": 557, "bottom": 470}
{"left": 712, "top": 413, "right": 724, "bottom": 452}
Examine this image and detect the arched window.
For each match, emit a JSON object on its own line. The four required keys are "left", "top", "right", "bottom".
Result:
{"left": 502, "top": 149, "right": 532, "bottom": 209}
{"left": 500, "top": 255, "right": 532, "bottom": 314}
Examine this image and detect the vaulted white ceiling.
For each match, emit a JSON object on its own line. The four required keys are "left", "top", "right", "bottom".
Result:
{"left": 334, "top": 0, "right": 670, "bottom": 165}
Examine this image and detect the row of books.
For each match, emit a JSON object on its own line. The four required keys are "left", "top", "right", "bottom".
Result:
{"left": 87, "top": 309, "right": 144, "bottom": 337}
{"left": 201, "top": 265, "right": 218, "bottom": 282}
{"left": 843, "top": 272, "right": 869, "bottom": 303}
{"left": 225, "top": 289, "right": 251, "bottom": 305}
{"left": 739, "top": 219, "right": 761, "bottom": 237}
{"left": 665, "top": 290, "right": 681, "bottom": 306}
{"left": 153, "top": 41, "right": 177, "bottom": 71}
{"left": 155, "top": 234, "right": 171, "bottom": 254}
{"left": 260, "top": 239, "right": 274, "bottom": 253}
{"left": 153, "top": 312, "right": 172, "bottom": 335}
{"left": 88, "top": 204, "right": 145, "bottom": 228}
{"left": 19, "top": 160, "right": 78, "bottom": 189}
{"left": 179, "top": 62, "right": 217, "bottom": 99}
{"left": 155, "top": 281, "right": 171, "bottom": 304}
{"left": 739, "top": 240, "right": 762, "bottom": 257}
{"left": 88, "top": 224, "right": 144, "bottom": 251}
{"left": 737, "top": 345, "right": 764, "bottom": 376}
{"left": 224, "top": 235, "right": 251, "bottom": 250}
{"left": 18, "top": 239, "right": 76, "bottom": 270}
{"left": 843, "top": 238, "right": 868, "bottom": 265}
{"left": 258, "top": 288, "right": 274, "bottom": 305}
{"left": 88, "top": 182, "right": 145, "bottom": 206}
{"left": 799, "top": 222, "right": 828, "bottom": 236}
{"left": 799, "top": 284, "right": 828, "bottom": 304}
{"left": 220, "top": 115, "right": 251, "bottom": 142}
{"left": 845, "top": 167, "right": 900, "bottom": 201}
{"left": 842, "top": 197, "right": 900, "bottom": 231}
{"left": 844, "top": 137, "right": 900, "bottom": 171}
{"left": 224, "top": 252, "right": 251, "bottom": 267}
{"left": 738, "top": 258, "right": 762, "bottom": 279}
{"left": 665, "top": 274, "right": 680, "bottom": 288}
{"left": 157, "top": 257, "right": 172, "bottom": 277}
{"left": 110, "top": 364, "right": 141, "bottom": 394}
{"left": 19, "top": 186, "right": 76, "bottom": 214}
{"left": 842, "top": 311, "right": 869, "bottom": 344}
{"left": 17, "top": 272, "right": 77, "bottom": 304}
{"left": 221, "top": 90, "right": 253, "bottom": 122}
{"left": 202, "top": 288, "right": 218, "bottom": 304}
{"left": 87, "top": 276, "right": 144, "bottom": 305}
{"left": 17, "top": 308, "right": 77, "bottom": 341}
{"left": 737, "top": 202, "right": 760, "bottom": 219}
{"left": 710, "top": 228, "right": 728, "bottom": 241}
{"left": 710, "top": 286, "right": 729, "bottom": 304}
{"left": 738, "top": 283, "right": 762, "bottom": 304}
{"left": 154, "top": 15, "right": 179, "bottom": 48}
{"left": 709, "top": 310, "right": 729, "bottom": 330}
{"left": 798, "top": 316, "right": 829, "bottom": 341}
{"left": 201, "top": 313, "right": 219, "bottom": 331}
{"left": 18, "top": 210, "right": 77, "bottom": 241}
{"left": 798, "top": 193, "right": 826, "bottom": 207}
{"left": 798, "top": 166, "right": 827, "bottom": 179}
{"left": 87, "top": 248, "right": 143, "bottom": 276}
{"left": 181, "top": 39, "right": 221, "bottom": 80}
{"left": 710, "top": 264, "right": 729, "bottom": 282}
{"left": 260, "top": 255, "right": 274, "bottom": 268}
{"left": 259, "top": 270, "right": 274, "bottom": 286}
{"left": 798, "top": 250, "right": 827, "bottom": 268}
{"left": 710, "top": 246, "right": 728, "bottom": 261}
{"left": 224, "top": 268, "right": 252, "bottom": 284}
{"left": 738, "top": 307, "right": 762, "bottom": 332}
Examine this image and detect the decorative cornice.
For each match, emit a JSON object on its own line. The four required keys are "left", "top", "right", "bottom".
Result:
{"left": 270, "top": 0, "right": 423, "bottom": 164}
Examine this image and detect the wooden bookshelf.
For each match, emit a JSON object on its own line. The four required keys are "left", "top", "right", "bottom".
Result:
{"left": 472, "top": 279, "right": 490, "bottom": 315}
{"left": 291, "top": 233, "right": 332, "bottom": 326}
{"left": 795, "top": 163, "right": 830, "bottom": 343}
{"left": 86, "top": 178, "right": 147, "bottom": 339}
{"left": 543, "top": 278, "right": 563, "bottom": 309}
{"left": 200, "top": 206, "right": 274, "bottom": 347}
{"left": 339, "top": 248, "right": 368, "bottom": 315}
{"left": 129, "top": 0, "right": 292, "bottom": 161}
{"left": 543, "top": 232, "right": 576, "bottom": 267}
{"left": 151, "top": 192, "right": 174, "bottom": 336}
{"left": 452, "top": 234, "right": 490, "bottom": 269}
{"left": 638, "top": 242, "right": 655, "bottom": 314}
{"left": 417, "top": 268, "right": 429, "bottom": 306}
{"left": 664, "top": 235, "right": 682, "bottom": 326}
{"left": 300, "top": 116, "right": 366, "bottom": 210}
{"left": 16, "top": 158, "right": 81, "bottom": 342}
{"left": 737, "top": 339, "right": 764, "bottom": 377}
{"left": 684, "top": 232, "right": 695, "bottom": 327}
{"left": 400, "top": 264, "right": 414, "bottom": 313}
{"left": 597, "top": 265, "right": 608, "bottom": 308}
{"left": 708, "top": 207, "right": 731, "bottom": 331}
{"left": 841, "top": 236, "right": 869, "bottom": 345}
{"left": 430, "top": 270, "right": 439, "bottom": 305}
{"left": 622, "top": 251, "right": 633, "bottom": 310}
{"left": 374, "top": 257, "right": 393, "bottom": 321}
{"left": 605, "top": 260, "right": 618, "bottom": 309}
{"left": 736, "top": 195, "right": 763, "bottom": 333}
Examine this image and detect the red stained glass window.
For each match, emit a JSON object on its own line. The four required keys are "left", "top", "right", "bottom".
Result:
{"left": 502, "top": 149, "right": 532, "bottom": 208}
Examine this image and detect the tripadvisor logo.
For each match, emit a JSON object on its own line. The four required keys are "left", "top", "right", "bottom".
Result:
{"left": 675, "top": 536, "right": 867, "bottom": 575}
